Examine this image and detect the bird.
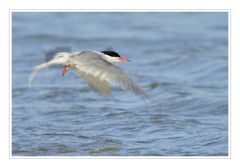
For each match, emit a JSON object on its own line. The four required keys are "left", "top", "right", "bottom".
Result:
{"left": 28, "top": 50, "right": 149, "bottom": 98}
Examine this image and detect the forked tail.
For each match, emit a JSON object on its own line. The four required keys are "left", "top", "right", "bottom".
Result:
{"left": 28, "top": 52, "right": 70, "bottom": 87}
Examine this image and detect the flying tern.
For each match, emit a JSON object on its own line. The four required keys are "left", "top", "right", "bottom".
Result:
{"left": 28, "top": 50, "right": 149, "bottom": 98}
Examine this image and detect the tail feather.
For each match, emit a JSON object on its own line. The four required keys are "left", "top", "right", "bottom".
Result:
{"left": 28, "top": 52, "right": 70, "bottom": 87}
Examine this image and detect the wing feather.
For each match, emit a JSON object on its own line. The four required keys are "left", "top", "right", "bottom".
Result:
{"left": 80, "top": 72, "right": 112, "bottom": 96}
{"left": 71, "top": 56, "right": 149, "bottom": 98}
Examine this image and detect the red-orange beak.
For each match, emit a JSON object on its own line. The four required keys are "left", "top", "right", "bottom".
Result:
{"left": 62, "top": 64, "right": 71, "bottom": 76}
{"left": 118, "top": 57, "right": 130, "bottom": 62}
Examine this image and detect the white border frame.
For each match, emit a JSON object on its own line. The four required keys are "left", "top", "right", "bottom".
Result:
{"left": 9, "top": 9, "right": 231, "bottom": 159}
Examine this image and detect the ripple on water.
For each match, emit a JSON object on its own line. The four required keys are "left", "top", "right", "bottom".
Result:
{"left": 12, "top": 12, "right": 228, "bottom": 156}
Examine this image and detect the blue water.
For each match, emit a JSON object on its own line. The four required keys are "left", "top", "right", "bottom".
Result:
{"left": 12, "top": 12, "right": 228, "bottom": 156}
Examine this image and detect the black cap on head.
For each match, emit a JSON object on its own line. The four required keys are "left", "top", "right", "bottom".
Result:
{"left": 101, "top": 51, "right": 121, "bottom": 57}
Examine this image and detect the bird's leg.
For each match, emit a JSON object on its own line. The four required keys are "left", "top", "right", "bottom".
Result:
{"left": 62, "top": 64, "right": 71, "bottom": 76}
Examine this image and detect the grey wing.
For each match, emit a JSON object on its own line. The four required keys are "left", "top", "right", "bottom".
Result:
{"left": 71, "top": 58, "right": 149, "bottom": 98}
{"left": 80, "top": 72, "right": 112, "bottom": 96}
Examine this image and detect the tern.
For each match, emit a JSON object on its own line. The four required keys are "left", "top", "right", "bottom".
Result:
{"left": 28, "top": 50, "right": 149, "bottom": 98}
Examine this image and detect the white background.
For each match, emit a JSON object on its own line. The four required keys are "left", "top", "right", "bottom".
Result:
{"left": 0, "top": 0, "right": 239, "bottom": 167}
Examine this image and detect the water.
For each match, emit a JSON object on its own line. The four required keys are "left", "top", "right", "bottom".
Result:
{"left": 12, "top": 12, "right": 228, "bottom": 156}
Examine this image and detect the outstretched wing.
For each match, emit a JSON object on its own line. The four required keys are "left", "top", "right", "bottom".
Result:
{"left": 71, "top": 55, "right": 149, "bottom": 98}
